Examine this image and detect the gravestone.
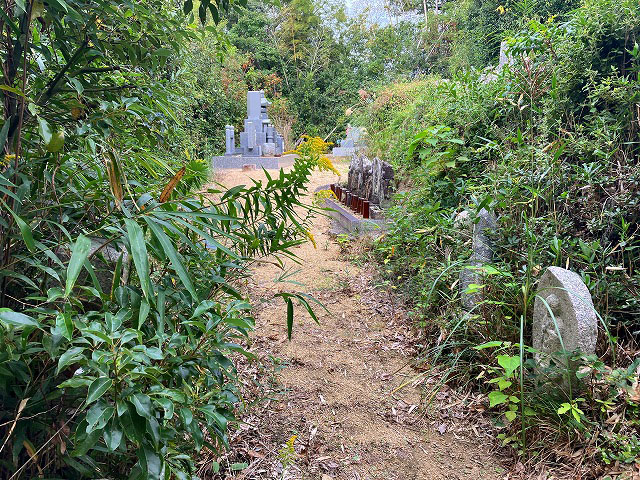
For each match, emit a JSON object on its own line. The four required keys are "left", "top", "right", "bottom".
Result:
{"left": 346, "top": 153, "right": 393, "bottom": 206}
{"left": 498, "top": 41, "right": 514, "bottom": 70}
{"left": 370, "top": 157, "right": 394, "bottom": 205}
{"left": 225, "top": 125, "right": 235, "bottom": 155}
{"left": 532, "top": 267, "right": 598, "bottom": 373}
{"left": 480, "top": 40, "right": 515, "bottom": 83}
{"left": 459, "top": 208, "right": 497, "bottom": 312}
{"left": 213, "top": 90, "right": 286, "bottom": 169}
{"left": 333, "top": 125, "right": 366, "bottom": 157}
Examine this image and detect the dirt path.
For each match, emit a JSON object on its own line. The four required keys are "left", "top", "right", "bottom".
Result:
{"left": 209, "top": 159, "right": 505, "bottom": 480}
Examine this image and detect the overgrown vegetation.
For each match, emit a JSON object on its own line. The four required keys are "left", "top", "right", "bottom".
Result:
{"left": 0, "top": 0, "right": 339, "bottom": 477}
{"left": 177, "top": 0, "right": 434, "bottom": 152}
{"left": 361, "top": 0, "right": 640, "bottom": 474}
{"left": 1, "top": 0, "right": 638, "bottom": 475}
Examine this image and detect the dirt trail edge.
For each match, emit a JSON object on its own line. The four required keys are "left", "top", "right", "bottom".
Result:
{"left": 211, "top": 160, "right": 505, "bottom": 480}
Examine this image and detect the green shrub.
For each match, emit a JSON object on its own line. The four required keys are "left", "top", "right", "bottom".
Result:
{"left": 0, "top": 0, "right": 330, "bottom": 478}
{"left": 364, "top": 0, "right": 640, "bottom": 466}
{"left": 0, "top": 146, "right": 321, "bottom": 478}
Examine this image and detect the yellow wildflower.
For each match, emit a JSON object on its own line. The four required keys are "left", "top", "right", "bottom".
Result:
{"left": 278, "top": 434, "right": 298, "bottom": 467}
{"left": 318, "top": 155, "right": 340, "bottom": 176}
{"left": 305, "top": 230, "right": 317, "bottom": 249}
{"left": 286, "top": 136, "right": 340, "bottom": 176}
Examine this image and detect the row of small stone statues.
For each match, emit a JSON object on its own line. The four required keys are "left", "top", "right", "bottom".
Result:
{"left": 458, "top": 209, "right": 598, "bottom": 374}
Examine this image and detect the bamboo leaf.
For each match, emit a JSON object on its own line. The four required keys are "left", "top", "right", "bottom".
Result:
{"left": 65, "top": 235, "right": 91, "bottom": 297}
{"left": 138, "top": 300, "right": 150, "bottom": 329}
{"left": 158, "top": 166, "right": 185, "bottom": 202}
{"left": 0, "top": 85, "right": 25, "bottom": 97}
{"left": 124, "top": 218, "right": 152, "bottom": 301}
{"left": 0, "top": 115, "right": 12, "bottom": 150}
{"left": 111, "top": 253, "right": 123, "bottom": 300}
{"left": 104, "top": 150, "right": 124, "bottom": 208}
{"left": 145, "top": 218, "right": 197, "bottom": 301}
{"left": 0, "top": 198, "right": 36, "bottom": 253}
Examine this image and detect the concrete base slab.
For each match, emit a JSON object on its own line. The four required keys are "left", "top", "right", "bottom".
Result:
{"left": 315, "top": 184, "right": 385, "bottom": 234}
{"left": 212, "top": 155, "right": 280, "bottom": 170}
{"left": 324, "top": 199, "right": 385, "bottom": 234}
{"left": 332, "top": 147, "right": 358, "bottom": 157}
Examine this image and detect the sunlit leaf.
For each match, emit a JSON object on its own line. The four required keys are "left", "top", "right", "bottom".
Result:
{"left": 65, "top": 235, "right": 91, "bottom": 297}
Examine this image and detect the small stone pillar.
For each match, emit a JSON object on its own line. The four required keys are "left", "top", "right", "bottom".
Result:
{"left": 225, "top": 125, "right": 235, "bottom": 156}
{"left": 459, "top": 208, "right": 497, "bottom": 312}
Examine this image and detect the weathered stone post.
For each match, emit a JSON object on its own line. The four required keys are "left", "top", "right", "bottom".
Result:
{"left": 459, "top": 208, "right": 497, "bottom": 312}
{"left": 532, "top": 267, "right": 597, "bottom": 384}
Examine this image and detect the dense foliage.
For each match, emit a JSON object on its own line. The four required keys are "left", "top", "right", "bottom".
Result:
{"left": 360, "top": 0, "right": 640, "bottom": 472}
{"left": 0, "top": 0, "right": 339, "bottom": 478}
{"left": 177, "top": 0, "right": 433, "bottom": 153}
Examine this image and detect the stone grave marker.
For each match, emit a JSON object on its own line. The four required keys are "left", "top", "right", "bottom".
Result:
{"left": 532, "top": 267, "right": 598, "bottom": 374}
{"left": 346, "top": 153, "right": 393, "bottom": 209}
{"left": 213, "top": 90, "right": 285, "bottom": 169}
{"left": 459, "top": 208, "right": 497, "bottom": 312}
{"left": 333, "top": 125, "right": 366, "bottom": 157}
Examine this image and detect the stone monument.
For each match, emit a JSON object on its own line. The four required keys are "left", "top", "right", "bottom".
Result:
{"left": 333, "top": 125, "right": 366, "bottom": 157}
{"left": 480, "top": 41, "right": 515, "bottom": 83}
{"left": 213, "top": 91, "right": 285, "bottom": 169}
{"left": 532, "top": 267, "right": 598, "bottom": 374}
{"left": 346, "top": 152, "right": 394, "bottom": 216}
{"left": 459, "top": 208, "right": 497, "bottom": 312}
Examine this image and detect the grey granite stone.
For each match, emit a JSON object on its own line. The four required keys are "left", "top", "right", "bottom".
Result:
{"left": 533, "top": 267, "right": 598, "bottom": 374}
{"left": 225, "top": 125, "right": 235, "bottom": 155}
{"left": 460, "top": 208, "right": 497, "bottom": 312}
{"left": 226, "top": 91, "right": 285, "bottom": 159}
{"left": 332, "top": 125, "right": 366, "bottom": 156}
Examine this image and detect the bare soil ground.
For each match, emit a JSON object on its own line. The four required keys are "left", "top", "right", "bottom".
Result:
{"left": 202, "top": 158, "right": 506, "bottom": 480}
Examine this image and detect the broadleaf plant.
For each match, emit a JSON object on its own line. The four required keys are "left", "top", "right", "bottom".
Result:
{"left": 0, "top": 0, "right": 325, "bottom": 478}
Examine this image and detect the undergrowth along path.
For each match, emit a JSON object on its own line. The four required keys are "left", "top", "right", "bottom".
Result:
{"left": 211, "top": 159, "right": 505, "bottom": 480}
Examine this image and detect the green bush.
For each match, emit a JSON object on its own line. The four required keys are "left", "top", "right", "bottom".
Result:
{"left": 0, "top": 0, "right": 334, "bottom": 478}
{"left": 363, "top": 0, "right": 640, "bottom": 466}
{"left": 0, "top": 145, "right": 322, "bottom": 478}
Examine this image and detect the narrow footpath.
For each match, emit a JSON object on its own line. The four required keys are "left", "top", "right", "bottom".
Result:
{"left": 208, "top": 158, "right": 505, "bottom": 480}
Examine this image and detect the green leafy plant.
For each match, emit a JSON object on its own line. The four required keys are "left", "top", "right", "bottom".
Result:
{"left": 407, "top": 125, "right": 465, "bottom": 172}
{"left": 557, "top": 398, "right": 585, "bottom": 423}
{"left": 0, "top": 0, "right": 336, "bottom": 478}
